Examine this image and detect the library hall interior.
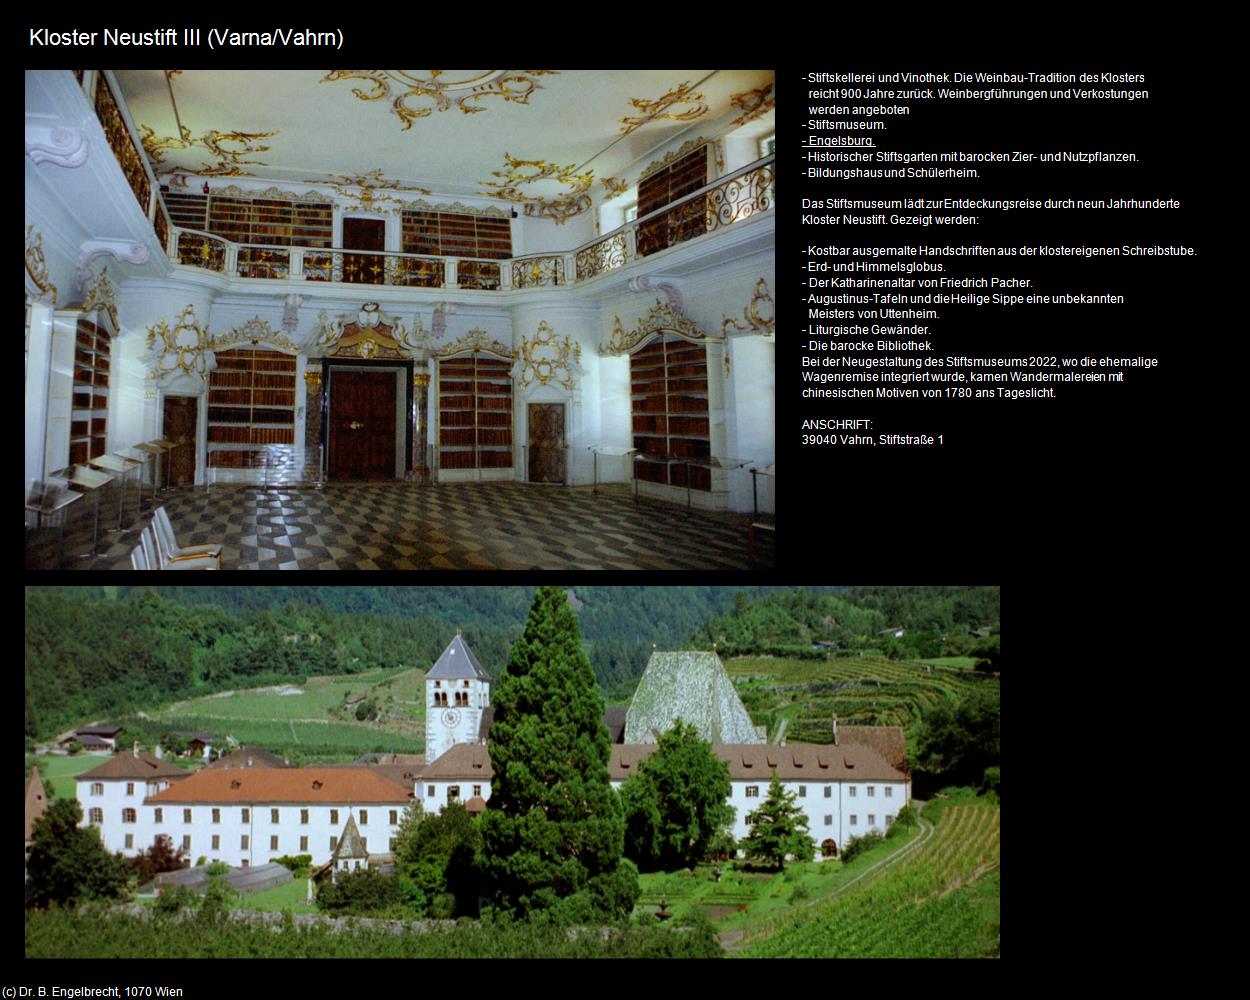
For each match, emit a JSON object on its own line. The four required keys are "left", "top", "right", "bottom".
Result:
{"left": 25, "top": 70, "right": 775, "bottom": 571}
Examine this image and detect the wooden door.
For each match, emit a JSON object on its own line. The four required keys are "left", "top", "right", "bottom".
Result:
{"left": 342, "top": 217, "right": 386, "bottom": 285}
{"left": 328, "top": 371, "right": 396, "bottom": 480}
{"left": 162, "top": 395, "right": 198, "bottom": 486}
{"left": 527, "top": 403, "right": 565, "bottom": 483}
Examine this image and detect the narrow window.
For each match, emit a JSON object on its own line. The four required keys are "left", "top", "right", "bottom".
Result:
{"left": 799, "top": 785, "right": 806, "bottom": 798}
{"left": 300, "top": 836, "right": 308, "bottom": 852}
{"left": 868, "top": 814, "right": 876, "bottom": 825}
{"left": 448, "top": 786, "right": 460, "bottom": 802}
{"left": 184, "top": 808, "right": 192, "bottom": 823}
{"left": 91, "top": 783, "right": 104, "bottom": 796}
{"left": 242, "top": 808, "right": 250, "bottom": 823}
{"left": 389, "top": 810, "right": 398, "bottom": 825}
{"left": 241, "top": 835, "right": 249, "bottom": 849}
{"left": 122, "top": 808, "right": 136, "bottom": 823}
{"left": 270, "top": 835, "right": 279, "bottom": 851}
{"left": 211, "top": 835, "right": 220, "bottom": 850}
{"left": 154, "top": 808, "right": 163, "bottom": 823}
{"left": 885, "top": 786, "right": 893, "bottom": 798}
{"left": 89, "top": 808, "right": 103, "bottom": 824}
{"left": 849, "top": 786, "right": 857, "bottom": 797}
{"left": 330, "top": 836, "right": 337, "bottom": 852}
{"left": 301, "top": 809, "right": 309, "bottom": 825}
{"left": 126, "top": 783, "right": 135, "bottom": 796}
{"left": 824, "top": 815, "right": 832, "bottom": 826}
{"left": 427, "top": 786, "right": 435, "bottom": 798}
{"left": 124, "top": 834, "right": 133, "bottom": 849}
{"left": 360, "top": 810, "right": 368, "bottom": 825}
{"left": 330, "top": 809, "right": 339, "bottom": 825}
{"left": 473, "top": 785, "right": 482, "bottom": 798}
{"left": 182, "top": 834, "right": 191, "bottom": 850}
{"left": 824, "top": 786, "right": 832, "bottom": 799}
{"left": 850, "top": 815, "right": 857, "bottom": 826}
{"left": 212, "top": 808, "right": 220, "bottom": 823}
{"left": 868, "top": 786, "right": 876, "bottom": 798}
{"left": 271, "top": 808, "right": 280, "bottom": 824}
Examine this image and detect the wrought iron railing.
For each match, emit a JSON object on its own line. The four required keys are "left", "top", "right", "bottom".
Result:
{"left": 512, "top": 255, "right": 565, "bottom": 288}
{"left": 167, "top": 154, "right": 775, "bottom": 289}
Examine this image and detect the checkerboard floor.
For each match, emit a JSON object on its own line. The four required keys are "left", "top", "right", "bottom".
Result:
{"left": 27, "top": 481, "right": 775, "bottom": 571}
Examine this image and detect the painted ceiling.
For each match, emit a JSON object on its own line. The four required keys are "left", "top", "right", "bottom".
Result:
{"left": 113, "top": 70, "right": 775, "bottom": 212}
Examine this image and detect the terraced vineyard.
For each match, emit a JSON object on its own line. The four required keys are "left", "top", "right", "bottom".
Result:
{"left": 725, "top": 655, "right": 996, "bottom": 742}
{"left": 739, "top": 800, "right": 1000, "bottom": 958}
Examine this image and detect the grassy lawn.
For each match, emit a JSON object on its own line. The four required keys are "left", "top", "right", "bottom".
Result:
{"left": 235, "top": 876, "right": 318, "bottom": 914}
{"left": 633, "top": 817, "right": 923, "bottom": 935}
{"left": 31, "top": 754, "right": 110, "bottom": 799}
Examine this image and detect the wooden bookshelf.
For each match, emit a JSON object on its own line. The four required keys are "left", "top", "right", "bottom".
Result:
{"left": 630, "top": 335, "right": 711, "bottom": 490}
{"left": 207, "top": 348, "right": 296, "bottom": 469}
{"left": 205, "top": 193, "right": 332, "bottom": 247}
{"left": 69, "top": 315, "right": 111, "bottom": 466}
{"left": 637, "top": 144, "right": 709, "bottom": 257}
{"left": 438, "top": 355, "right": 513, "bottom": 471}
{"left": 402, "top": 211, "right": 512, "bottom": 259}
{"left": 162, "top": 190, "right": 208, "bottom": 230}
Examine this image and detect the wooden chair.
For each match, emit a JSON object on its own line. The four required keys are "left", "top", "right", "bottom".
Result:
{"left": 153, "top": 506, "right": 222, "bottom": 568}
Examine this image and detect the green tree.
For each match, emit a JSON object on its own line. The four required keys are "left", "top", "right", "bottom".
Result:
{"left": 620, "top": 721, "right": 733, "bottom": 871}
{"left": 479, "top": 586, "right": 638, "bottom": 923}
{"left": 315, "top": 867, "right": 407, "bottom": 916}
{"left": 739, "top": 773, "right": 814, "bottom": 872}
{"left": 913, "top": 684, "right": 1000, "bottom": 790}
{"left": 26, "top": 798, "right": 131, "bottom": 908}
{"left": 394, "top": 801, "right": 481, "bottom": 917}
{"left": 128, "top": 838, "right": 188, "bottom": 884}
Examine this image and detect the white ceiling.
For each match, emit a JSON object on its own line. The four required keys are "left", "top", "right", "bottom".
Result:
{"left": 113, "top": 69, "right": 775, "bottom": 206}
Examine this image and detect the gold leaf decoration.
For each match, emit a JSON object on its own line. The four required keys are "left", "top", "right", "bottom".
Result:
{"left": 480, "top": 153, "right": 594, "bottom": 225}
{"left": 139, "top": 124, "right": 278, "bottom": 177}
{"left": 25, "top": 226, "right": 57, "bottom": 305}
{"left": 601, "top": 299, "right": 720, "bottom": 356}
{"left": 437, "top": 326, "right": 514, "bottom": 360}
{"left": 519, "top": 321, "right": 577, "bottom": 390}
{"left": 619, "top": 82, "right": 707, "bottom": 135}
{"left": 322, "top": 70, "right": 558, "bottom": 130}
{"left": 721, "top": 278, "right": 775, "bottom": 338}
{"left": 318, "top": 168, "right": 432, "bottom": 211}
{"left": 729, "top": 83, "right": 775, "bottom": 126}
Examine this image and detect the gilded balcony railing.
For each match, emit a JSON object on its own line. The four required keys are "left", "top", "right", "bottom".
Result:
{"left": 166, "top": 153, "right": 774, "bottom": 288}
{"left": 512, "top": 256, "right": 565, "bottom": 288}
{"left": 576, "top": 233, "right": 629, "bottom": 281}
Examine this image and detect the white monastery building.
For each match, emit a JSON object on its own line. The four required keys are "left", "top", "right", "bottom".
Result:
{"left": 79, "top": 635, "right": 908, "bottom": 865}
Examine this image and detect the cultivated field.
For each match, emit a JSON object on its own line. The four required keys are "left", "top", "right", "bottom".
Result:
{"left": 725, "top": 655, "right": 997, "bottom": 743}
{"left": 738, "top": 797, "right": 1001, "bottom": 957}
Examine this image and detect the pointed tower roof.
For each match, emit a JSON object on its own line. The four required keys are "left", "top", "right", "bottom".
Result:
{"left": 428, "top": 633, "right": 489, "bottom": 681}
{"left": 25, "top": 767, "right": 48, "bottom": 843}
{"left": 332, "top": 814, "right": 369, "bottom": 862}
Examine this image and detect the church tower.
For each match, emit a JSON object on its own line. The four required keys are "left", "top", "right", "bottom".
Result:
{"left": 425, "top": 631, "right": 490, "bottom": 764}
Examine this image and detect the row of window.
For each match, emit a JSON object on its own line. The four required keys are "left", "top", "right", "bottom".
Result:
{"left": 139, "top": 833, "right": 398, "bottom": 854}
{"left": 90, "top": 807, "right": 401, "bottom": 826}
{"left": 741, "top": 784, "right": 895, "bottom": 799}
{"left": 90, "top": 781, "right": 162, "bottom": 797}
{"left": 822, "top": 814, "right": 893, "bottom": 827}
{"left": 425, "top": 784, "right": 482, "bottom": 800}
{"left": 432, "top": 692, "right": 470, "bottom": 707}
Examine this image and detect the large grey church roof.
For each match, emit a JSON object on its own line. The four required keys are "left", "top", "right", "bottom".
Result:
{"left": 624, "top": 651, "right": 763, "bottom": 745}
{"left": 427, "top": 634, "right": 489, "bottom": 681}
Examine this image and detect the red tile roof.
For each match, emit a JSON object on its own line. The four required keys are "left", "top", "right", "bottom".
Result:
{"left": 77, "top": 752, "right": 190, "bottom": 782}
{"left": 146, "top": 767, "right": 412, "bottom": 804}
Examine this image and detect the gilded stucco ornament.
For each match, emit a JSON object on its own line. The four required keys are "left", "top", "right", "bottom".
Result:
{"left": 145, "top": 304, "right": 216, "bottom": 383}
{"left": 640, "top": 137, "right": 714, "bottom": 181}
{"left": 602, "top": 298, "right": 720, "bottom": 356}
{"left": 729, "top": 83, "right": 776, "bottom": 126}
{"left": 437, "top": 326, "right": 514, "bottom": 360}
{"left": 600, "top": 177, "right": 630, "bottom": 199}
{"left": 721, "top": 278, "right": 775, "bottom": 339}
{"left": 322, "top": 70, "right": 558, "bottom": 130}
{"left": 81, "top": 266, "right": 118, "bottom": 330}
{"left": 310, "top": 302, "right": 431, "bottom": 358}
{"left": 319, "top": 168, "right": 432, "bottom": 211}
{"left": 209, "top": 316, "right": 301, "bottom": 354}
{"left": 517, "top": 321, "right": 580, "bottom": 390}
{"left": 619, "top": 82, "right": 708, "bottom": 135}
{"left": 139, "top": 125, "right": 278, "bottom": 177}
{"left": 480, "top": 153, "right": 594, "bottom": 225}
{"left": 25, "top": 226, "right": 57, "bottom": 305}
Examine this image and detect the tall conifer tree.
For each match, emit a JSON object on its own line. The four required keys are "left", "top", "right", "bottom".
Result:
{"left": 480, "top": 586, "right": 638, "bottom": 921}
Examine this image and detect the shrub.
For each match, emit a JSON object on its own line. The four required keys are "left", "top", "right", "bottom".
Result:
{"left": 155, "top": 884, "right": 196, "bottom": 915}
{"left": 315, "top": 868, "right": 407, "bottom": 917}
{"left": 271, "top": 854, "right": 313, "bottom": 877}
{"left": 791, "top": 883, "right": 810, "bottom": 902}
{"left": 839, "top": 831, "right": 885, "bottom": 865}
